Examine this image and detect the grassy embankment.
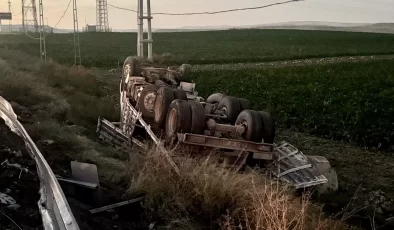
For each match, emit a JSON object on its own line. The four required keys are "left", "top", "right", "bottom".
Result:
{"left": 0, "top": 48, "right": 351, "bottom": 229}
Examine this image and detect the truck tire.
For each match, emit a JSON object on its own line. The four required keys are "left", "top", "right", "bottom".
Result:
{"left": 204, "top": 103, "right": 215, "bottom": 115}
{"left": 235, "top": 110, "right": 263, "bottom": 142}
{"left": 189, "top": 101, "right": 206, "bottom": 134}
{"left": 218, "top": 96, "right": 242, "bottom": 124}
{"left": 173, "top": 89, "right": 188, "bottom": 100}
{"left": 165, "top": 100, "right": 192, "bottom": 145}
{"left": 122, "top": 56, "right": 141, "bottom": 91}
{"left": 154, "top": 87, "right": 175, "bottom": 128}
{"left": 258, "top": 111, "right": 276, "bottom": 144}
{"left": 176, "top": 64, "right": 192, "bottom": 82}
{"left": 206, "top": 93, "right": 226, "bottom": 104}
{"left": 237, "top": 98, "right": 251, "bottom": 111}
{"left": 138, "top": 84, "right": 159, "bottom": 119}
{"left": 155, "top": 80, "right": 169, "bottom": 88}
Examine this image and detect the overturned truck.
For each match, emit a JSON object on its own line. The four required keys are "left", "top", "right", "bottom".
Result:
{"left": 98, "top": 57, "right": 338, "bottom": 193}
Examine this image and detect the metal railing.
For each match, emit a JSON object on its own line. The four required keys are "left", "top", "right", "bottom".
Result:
{"left": 0, "top": 96, "right": 79, "bottom": 230}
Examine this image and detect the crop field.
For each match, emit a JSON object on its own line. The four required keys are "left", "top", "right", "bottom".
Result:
{"left": 192, "top": 59, "right": 394, "bottom": 151}
{"left": 1, "top": 29, "right": 394, "bottom": 229}
{"left": 0, "top": 29, "right": 394, "bottom": 67}
{"left": 1, "top": 29, "right": 393, "bottom": 150}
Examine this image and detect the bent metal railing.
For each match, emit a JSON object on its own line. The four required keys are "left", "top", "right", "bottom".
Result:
{"left": 0, "top": 96, "right": 79, "bottom": 230}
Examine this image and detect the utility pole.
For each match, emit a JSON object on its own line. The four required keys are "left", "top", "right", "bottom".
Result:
{"left": 22, "top": 0, "right": 39, "bottom": 32}
{"left": 8, "top": 0, "right": 11, "bottom": 32}
{"left": 38, "top": 0, "right": 46, "bottom": 61}
{"left": 73, "top": 0, "right": 81, "bottom": 66}
{"left": 137, "top": 0, "right": 153, "bottom": 60}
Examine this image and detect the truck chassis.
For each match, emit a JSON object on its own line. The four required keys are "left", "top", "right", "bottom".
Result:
{"left": 97, "top": 57, "right": 338, "bottom": 193}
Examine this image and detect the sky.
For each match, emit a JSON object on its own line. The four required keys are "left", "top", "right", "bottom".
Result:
{"left": 0, "top": 0, "right": 393, "bottom": 30}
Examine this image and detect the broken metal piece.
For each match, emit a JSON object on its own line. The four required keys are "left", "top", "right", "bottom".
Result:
{"left": 7, "top": 204, "right": 21, "bottom": 210}
{"left": 0, "top": 96, "right": 80, "bottom": 230}
{"left": 0, "top": 192, "right": 16, "bottom": 205}
{"left": 57, "top": 178, "right": 98, "bottom": 190}
{"left": 89, "top": 197, "right": 144, "bottom": 214}
{"left": 57, "top": 162, "right": 101, "bottom": 206}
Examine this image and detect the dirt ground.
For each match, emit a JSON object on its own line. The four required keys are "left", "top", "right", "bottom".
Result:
{"left": 0, "top": 121, "right": 147, "bottom": 230}
{"left": 277, "top": 129, "right": 394, "bottom": 228}
{"left": 1, "top": 64, "right": 393, "bottom": 229}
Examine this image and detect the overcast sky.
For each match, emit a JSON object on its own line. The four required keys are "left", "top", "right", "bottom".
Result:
{"left": 1, "top": 0, "right": 393, "bottom": 29}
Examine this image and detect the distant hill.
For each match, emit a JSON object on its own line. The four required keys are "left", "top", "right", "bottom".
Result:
{"left": 253, "top": 21, "right": 394, "bottom": 34}
{"left": 2, "top": 22, "right": 393, "bottom": 34}
{"left": 0, "top": 24, "right": 69, "bottom": 33}
{"left": 155, "top": 22, "right": 394, "bottom": 34}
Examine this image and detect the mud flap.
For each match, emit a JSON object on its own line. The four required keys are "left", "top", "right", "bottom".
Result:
{"left": 267, "top": 142, "right": 330, "bottom": 190}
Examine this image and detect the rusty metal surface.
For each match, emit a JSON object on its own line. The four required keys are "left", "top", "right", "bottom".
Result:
{"left": 0, "top": 96, "right": 80, "bottom": 230}
{"left": 206, "top": 119, "right": 246, "bottom": 134}
{"left": 178, "top": 133, "right": 273, "bottom": 158}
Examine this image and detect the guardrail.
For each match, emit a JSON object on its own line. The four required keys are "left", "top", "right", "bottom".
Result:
{"left": 0, "top": 96, "right": 79, "bottom": 230}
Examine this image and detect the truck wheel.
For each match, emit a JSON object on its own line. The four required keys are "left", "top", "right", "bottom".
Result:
{"left": 173, "top": 89, "right": 188, "bottom": 100}
{"left": 189, "top": 101, "right": 205, "bottom": 134}
{"left": 218, "top": 96, "right": 242, "bottom": 124}
{"left": 178, "top": 64, "right": 192, "bottom": 81}
{"left": 206, "top": 93, "right": 226, "bottom": 104}
{"left": 138, "top": 84, "right": 159, "bottom": 118}
{"left": 258, "top": 111, "right": 276, "bottom": 144}
{"left": 155, "top": 80, "right": 169, "bottom": 88}
{"left": 204, "top": 103, "right": 215, "bottom": 115}
{"left": 165, "top": 100, "right": 192, "bottom": 145}
{"left": 237, "top": 98, "right": 251, "bottom": 110}
{"left": 154, "top": 87, "right": 174, "bottom": 128}
{"left": 122, "top": 56, "right": 141, "bottom": 90}
{"left": 235, "top": 110, "right": 263, "bottom": 142}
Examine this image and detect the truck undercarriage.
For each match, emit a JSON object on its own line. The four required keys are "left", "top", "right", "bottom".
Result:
{"left": 97, "top": 57, "right": 338, "bottom": 193}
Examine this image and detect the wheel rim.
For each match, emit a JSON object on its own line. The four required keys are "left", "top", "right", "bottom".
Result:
{"left": 240, "top": 120, "right": 248, "bottom": 139}
{"left": 167, "top": 108, "right": 177, "bottom": 136}
{"left": 143, "top": 92, "right": 156, "bottom": 113}
{"left": 123, "top": 64, "right": 130, "bottom": 84}
{"left": 155, "top": 94, "right": 164, "bottom": 120}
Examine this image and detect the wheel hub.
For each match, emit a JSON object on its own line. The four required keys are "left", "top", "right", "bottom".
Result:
{"left": 124, "top": 65, "right": 131, "bottom": 84}
{"left": 155, "top": 95, "right": 164, "bottom": 119}
{"left": 167, "top": 108, "right": 177, "bottom": 136}
{"left": 144, "top": 92, "right": 157, "bottom": 112}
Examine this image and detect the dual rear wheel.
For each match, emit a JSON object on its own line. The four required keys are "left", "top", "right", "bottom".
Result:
{"left": 165, "top": 100, "right": 206, "bottom": 146}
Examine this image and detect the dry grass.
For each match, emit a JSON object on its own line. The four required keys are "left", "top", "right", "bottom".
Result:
{"left": 126, "top": 147, "right": 350, "bottom": 230}
{"left": 0, "top": 48, "right": 354, "bottom": 229}
{"left": 0, "top": 48, "right": 126, "bottom": 185}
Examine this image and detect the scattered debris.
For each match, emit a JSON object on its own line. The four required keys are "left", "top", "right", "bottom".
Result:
{"left": 365, "top": 190, "right": 394, "bottom": 216}
{"left": 90, "top": 197, "right": 144, "bottom": 214}
{"left": 37, "top": 139, "right": 55, "bottom": 145}
{"left": 7, "top": 203, "right": 21, "bottom": 210}
{"left": 0, "top": 192, "right": 16, "bottom": 205}
{"left": 148, "top": 222, "right": 156, "bottom": 229}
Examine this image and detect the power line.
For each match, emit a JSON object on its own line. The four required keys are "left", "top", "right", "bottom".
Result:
{"left": 107, "top": 4, "right": 137, "bottom": 13}
{"left": 108, "top": 0, "right": 302, "bottom": 16}
{"left": 54, "top": 0, "right": 72, "bottom": 28}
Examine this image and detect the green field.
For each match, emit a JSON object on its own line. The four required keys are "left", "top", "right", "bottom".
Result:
{"left": 1, "top": 29, "right": 394, "bottom": 150}
{"left": 1, "top": 29, "right": 394, "bottom": 67}
{"left": 192, "top": 60, "right": 394, "bottom": 150}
